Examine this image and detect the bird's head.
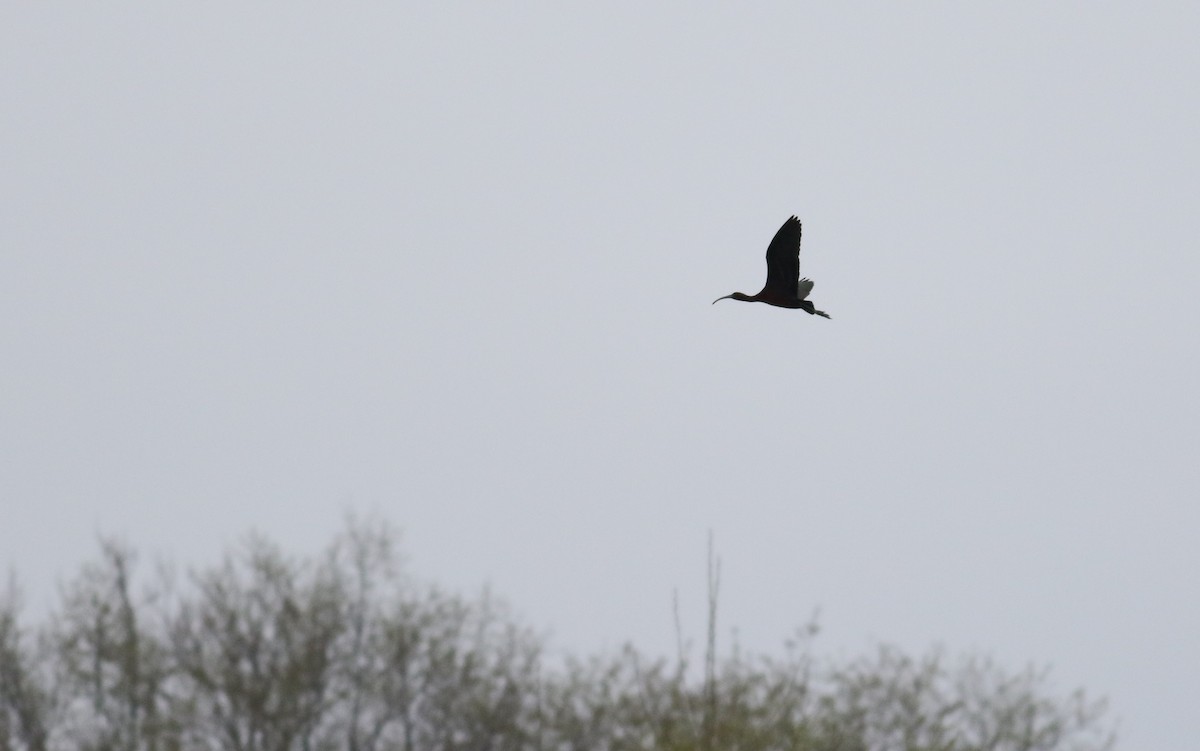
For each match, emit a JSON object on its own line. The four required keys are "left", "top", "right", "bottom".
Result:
{"left": 712, "top": 292, "right": 755, "bottom": 304}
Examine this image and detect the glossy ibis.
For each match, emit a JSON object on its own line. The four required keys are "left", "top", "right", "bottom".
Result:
{"left": 713, "top": 216, "right": 831, "bottom": 318}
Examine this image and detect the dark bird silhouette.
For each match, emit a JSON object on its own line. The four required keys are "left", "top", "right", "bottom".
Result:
{"left": 713, "top": 216, "right": 831, "bottom": 318}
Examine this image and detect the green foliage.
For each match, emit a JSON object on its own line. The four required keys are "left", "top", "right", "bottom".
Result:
{"left": 1, "top": 579, "right": 50, "bottom": 751}
{"left": 0, "top": 522, "right": 1115, "bottom": 751}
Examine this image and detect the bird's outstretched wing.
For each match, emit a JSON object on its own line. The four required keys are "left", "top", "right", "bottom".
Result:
{"left": 796, "top": 277, "right": 814, "bottom": 301}
{"left": 762, "top": 216, "right": 801, "bottom": 299}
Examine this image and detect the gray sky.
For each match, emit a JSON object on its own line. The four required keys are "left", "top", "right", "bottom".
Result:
{"left": 2, "top": 4, "right": 1197, "bottom": 748}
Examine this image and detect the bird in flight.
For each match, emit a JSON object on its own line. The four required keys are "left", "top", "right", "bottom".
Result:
{"left": 713, "top": 216, "right": 831, "bottom": 318}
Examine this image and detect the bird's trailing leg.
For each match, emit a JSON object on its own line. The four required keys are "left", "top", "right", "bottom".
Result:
{"left": 798, "top": 300, "right": 831, "bottom": 318}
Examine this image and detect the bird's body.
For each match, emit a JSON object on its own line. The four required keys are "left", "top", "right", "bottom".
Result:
{"left": 713, "top": 216, "right": 831, "bottom": 318}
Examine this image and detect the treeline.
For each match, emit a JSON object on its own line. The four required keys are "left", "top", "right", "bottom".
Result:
{"left": 0, "top": 521, "right": 1114, "bottom": 751}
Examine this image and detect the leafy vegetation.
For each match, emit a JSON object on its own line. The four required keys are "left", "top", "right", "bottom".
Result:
{"left": 0, "top": 521, "right": 1114, "bottom": 751}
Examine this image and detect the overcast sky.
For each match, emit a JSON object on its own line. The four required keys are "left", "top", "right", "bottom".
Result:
{"left": 2, "top": 4, "right": 1198, "bottom": 748}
